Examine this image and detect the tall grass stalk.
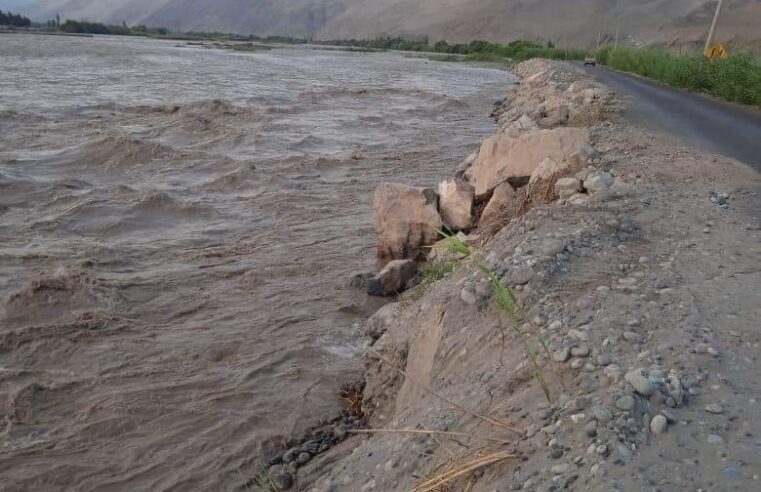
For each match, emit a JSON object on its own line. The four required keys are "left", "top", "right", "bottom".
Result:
{"left": 475, "top": 261, "right": 551, "bottom": 402}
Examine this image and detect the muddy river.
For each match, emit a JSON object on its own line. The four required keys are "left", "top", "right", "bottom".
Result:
{"left": 0, "top": 34, "right": 511, "bottom": 490}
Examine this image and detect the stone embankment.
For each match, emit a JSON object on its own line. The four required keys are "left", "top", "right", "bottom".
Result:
{"left": 266, "top": 60, "right": 761, "bottom": 491}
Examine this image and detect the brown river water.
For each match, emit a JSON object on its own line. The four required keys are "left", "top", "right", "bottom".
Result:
{"left": 0, "top": 34, "right": 512, "bottom": 490}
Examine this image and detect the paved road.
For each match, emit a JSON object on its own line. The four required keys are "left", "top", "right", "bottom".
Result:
{"left": 582, "top": 65, "right": 761, "bottom": 171}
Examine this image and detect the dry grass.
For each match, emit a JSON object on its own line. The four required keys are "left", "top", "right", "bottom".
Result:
{"left": 349, "top": 428, "right": 511, "bottom": 445}
{"left": 412, "top": 450, "right": 516, "bottom": 492}
{"left": 339, "top": 381, "right": 365, "bottom": 419}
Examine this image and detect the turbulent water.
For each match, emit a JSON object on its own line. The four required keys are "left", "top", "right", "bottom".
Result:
{"left": 0, "top": 34, "right": 511, "bottom": 490}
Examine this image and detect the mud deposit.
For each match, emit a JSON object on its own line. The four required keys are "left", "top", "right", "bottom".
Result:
{"left": 0, "top": 34, "right": 511, "bottom": 490}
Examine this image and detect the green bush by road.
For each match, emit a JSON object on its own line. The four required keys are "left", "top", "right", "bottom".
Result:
{"left": 597, "top": 46, "right": 761, "bottom": 107}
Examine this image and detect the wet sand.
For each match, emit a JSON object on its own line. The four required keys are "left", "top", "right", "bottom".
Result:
{"left": 0, "top": 34, "right": 512, "bottom": 490}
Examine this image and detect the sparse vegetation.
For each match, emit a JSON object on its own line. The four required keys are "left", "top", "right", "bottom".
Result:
{"left": 475, "top": 261, "right": 551, "bottom": 402}
{"left": 597, "top": 46, "right": 761, "bottom": 107}
{"left": 411, "top": 259, "right": 458, "bottom": 300}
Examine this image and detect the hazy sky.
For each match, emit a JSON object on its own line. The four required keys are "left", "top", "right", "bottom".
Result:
{"left": 0, "top": 0, "right": 34, "bottom": 10}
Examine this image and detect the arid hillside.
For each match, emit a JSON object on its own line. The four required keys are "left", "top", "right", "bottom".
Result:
{"left": 25, "top": 0, "right": 761, "bottom": 50}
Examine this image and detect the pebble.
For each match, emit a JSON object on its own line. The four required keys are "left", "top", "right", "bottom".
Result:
{"left": 650, "top": 415, "right": 668, "bottom": 434}
{"left": 567, "top": 329, "right": 589, "bottom": 342}
{"left": 625, "top": 368, "right": 655, "bottom": 396}
{"left": 550, "top": 448, "right": 564, "bottom": 459}
{"left": 551, "top": 464, "right": 570, "bottom": 475}
{"left": 594, "top": 406, "right": 613, "bottom": 423}
{"left": 707, "top": 434, "right": 725, "bottom": 445}
{"left": 548, "top": 320, "right": 563, "bottom": 331}
{"left": 460, "top": 288, "right": 477, "bottom": 305}
{"left": 571, "top": 346, "right": 590, "bottom": 358}
{"left": 705, "top": 403, "right": 725, "bottom": 414}
{"left": 282, "top": 448, "right": 299, "bottom": 464}
{"left": 268, "top": 465, "right": 294, "bottom": 490}
{"left": 596, "top": 354, "right": 612, "bottom": 366}
{"left": 553, "top": 347, "right": 571, "bottom": 363}
{"left": 570, "top": 359, "right": 584, "bottom": 369}
{"left": 722, "top": 466, "right": 743, "bottom": 479}
{"left": 622, "top": 331, "right": 642, "bottom": 342}
{"left": 595, "top": 444, "right": 609, "bottom": 456}
{"left": 584, "top": 421, "right": 598, "bottom": 437}
{"left": 508, "top": 265, "right": 535, "bottom": 285}
{"left": 616, "top": 395, "right": 636, "bottom": 411}
{"left": 474, "top": 281, "right": 493, "bottom": 299}
{"left": 296, "top": 452, "right": 311, "bottom": 465}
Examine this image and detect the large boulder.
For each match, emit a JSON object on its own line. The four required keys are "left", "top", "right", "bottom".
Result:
{"left": 465, "top": 127, "right": 590, "bottom": 197}
{"left": 479, "top": 181, "right": 520, "bottom": 226}
{"left": 374, "top": 183, "right": 443, "bottom": 262}
{"left": 437, "top": 179, "right": 475, "bottom": 231}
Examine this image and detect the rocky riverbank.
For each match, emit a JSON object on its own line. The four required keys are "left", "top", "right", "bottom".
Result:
{"left": 259, "top": 60, "right": 761, "bottom": 491}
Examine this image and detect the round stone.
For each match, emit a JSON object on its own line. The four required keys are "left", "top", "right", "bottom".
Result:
{"left": 705, "top": 403, "right": 725, "bottom": 414}
{"left": 616, "top": 395, "right": 636, "bottom": 411}
{"left": 707, "top": 434, "right": 725, "bottom": 445}
{"left": 594, "top": 405, "right": 614, "bottom": 423}
{"left": 625, "top": 369, "right": 655, "bottom": 396}
{"left": 553, "top": 347, "right": 571, "bottom": 363}
{"left": 650, "top": 415, "right": 668, "bottom": 434}
{"left": 584, "top": 421, "right": 598, "bottom": 437}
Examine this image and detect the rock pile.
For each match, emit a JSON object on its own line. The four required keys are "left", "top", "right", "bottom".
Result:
{"left": 357, "top": 59, "right": 612, "bottom": 296}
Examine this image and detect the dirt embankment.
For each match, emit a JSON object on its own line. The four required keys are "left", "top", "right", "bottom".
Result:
{"left": 265, "top": 60, "right": 761, "bottom": 491}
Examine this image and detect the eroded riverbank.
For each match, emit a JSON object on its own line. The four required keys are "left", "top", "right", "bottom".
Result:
{"left": 293, "top": 60, "right": 761, "bottom": 492}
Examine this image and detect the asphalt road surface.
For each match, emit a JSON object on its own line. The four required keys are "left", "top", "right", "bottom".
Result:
{"left": 582, "top": 65, "right": 761, "bottom": 171}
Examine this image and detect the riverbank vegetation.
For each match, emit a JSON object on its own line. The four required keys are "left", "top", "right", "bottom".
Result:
{"left": 597, "top": 46, "right": 761, "bottom": 107}
{"left": 59, "top": 20, "right": 168, "bottom": 36}
{"left": 321, "top": 37, "right": 587, "bottom": 62}
{"left": 0, "top": 10, "right": 32, "bottom": 27}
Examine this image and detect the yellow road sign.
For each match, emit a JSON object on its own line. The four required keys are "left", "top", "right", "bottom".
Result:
{"left": 705, "top": 42, "right": 730, "bottom": 60}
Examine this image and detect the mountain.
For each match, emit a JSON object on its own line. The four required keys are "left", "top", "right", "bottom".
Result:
{"left": 22, "top": 0, "right": 761, "bottom": 50}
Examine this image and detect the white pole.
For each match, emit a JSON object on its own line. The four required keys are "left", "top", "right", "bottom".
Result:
{"left": 704, "top": 0, "right": 724, "bottom": 53}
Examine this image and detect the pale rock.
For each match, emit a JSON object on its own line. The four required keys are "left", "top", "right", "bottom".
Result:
{"left": 555, "top": 177, "right": 583, "bottom": 199}
{"left": 479, "top": 181, "right": 518, "bottom": 225}
{"left": 567, "top": 193, "right": 590, "bottom": 205}
{"left": 460, "top": 287, "right": 478, "bottom": 305}
{"left": 650, "top": 415, "right": 668, "bottom": 434}
{"left": 507, "top": 264, "right": 535, "bottom": 285}
{"left": 507, "top": 114, "right": 539, "bottom": 132}
{"left": 705, "top": 403, "right": 725, "bottom": 414}
{"left": 363, "top": 303, "right": 400, "bottom": 340}
{"left": 707, "top": 434, "right": 725, "bottom": 445}
{"left": 553, "top": 347, "right": 571, "bottom": 363}
{"left": 615, "top": 395, "right": 636, "bottom": 411}
{"left": 437, "top": 179, "right": 475, "bottom": 231}
{"left": 529, "top": 157, "right": 561, "bottom": 184}
{"left": 374, "top": 182, "right": 443, "bottom": 262}
{"left": 585, "top": 172, "right": 615, "bottom": 194}
{"left": 550, "top": 464, "right": 570, "bottom": 475}
{"left": 365, "top": 259, "right": 418, "bottom": 296}
{"left": 466, "top": 127, "right": 590, "bottom": 196}
{"left": 625, "top": 368, "right": 655, "bottom": 396}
